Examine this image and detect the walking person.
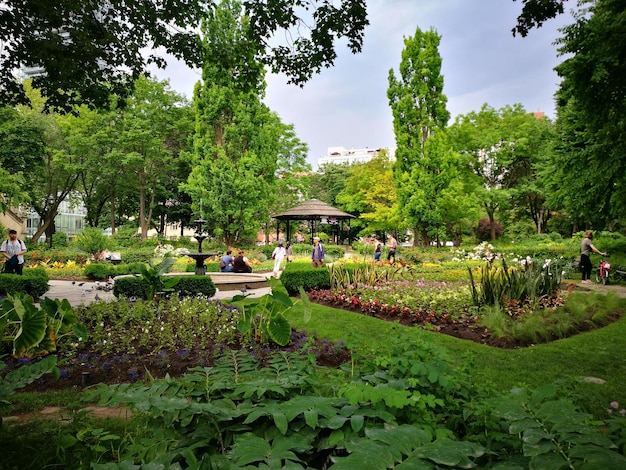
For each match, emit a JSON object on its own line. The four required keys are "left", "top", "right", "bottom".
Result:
{"left": 285, "top": 241, "right": 294, "bottom": 263}
{"left": 271, "top": 241, "right": 287, "bottom": 277}
{"left": 1, "top": 229, "right": 27, "bottom": 275}
{"left": 387, "top": 234, "right": 397, "bottom": 264}
{"left": 580, "top": 231, "right": 607, "bottom": 284}
{"left": 311, "top": 236, "right": 325, "bottom": 268}
{"left": 373, "top": 237, "right": 382, "bottom": 262}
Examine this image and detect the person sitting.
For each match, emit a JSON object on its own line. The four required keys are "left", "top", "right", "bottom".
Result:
{"left": 233, "top": 251, "right": 252, "bottom": 273}
{"left": 219, "top": 250, "right": 234, "bottom": 272}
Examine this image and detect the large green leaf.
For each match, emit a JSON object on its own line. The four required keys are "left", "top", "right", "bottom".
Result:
{"left": 299, "top": 287, "right": 312, "bottom": 324}
{"left": 11, "top": 298, "right": 47, "bottom": 357}
{"left": 267, "top": 314, "right": 291, "bottom": 346}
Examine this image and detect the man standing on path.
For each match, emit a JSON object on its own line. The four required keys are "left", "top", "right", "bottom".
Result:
{"left": 311, "top": 236, "right": 325, "bottom": 268}
{"left": 1, "top": 229, "right": 27, "bottom": 275}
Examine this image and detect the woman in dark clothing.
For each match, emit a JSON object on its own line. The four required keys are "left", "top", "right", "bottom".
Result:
{"left": 580, "top": 231, "right": 607, "bottom": 284}
{"left": 233, "top": 251, "right": 252, "bottom": 273}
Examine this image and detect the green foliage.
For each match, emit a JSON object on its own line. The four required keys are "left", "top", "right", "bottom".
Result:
{"left": 170, "top": 276, "right": 216, "bottom": 298}
{"left": 479, "top": 291, "right": 626, "bottom": 344}
{"left": 83, "top": 262, "right": 145, "bottom": 280}
{"left": 112, "top": 274, "right": 216, "bottom": 300}
{"left": 0, "top": 292, "right": 86, "bottom": 357}
{"left": 112, "top": 276, "right": 146, "bottom": 300}
{"left": 83, "top": 263, "right": 109, "bottom": 281}
{"left": 77, "top": 296, "right": 240, "bottom": 354}
{"left": 72, "top": 227, "right": 108, "bottom": 257}
{"left": 108, "top": 226, "right": 143, "bottom": 248}
{"left": 0, "top": 355, "right": 58, "bottom": 415}
{"left": 0, "top": 267, "right": 49, "bottom": 298}
{"left": 468, "top": 257, "right": 563, "bottom": 308}
{"left": 138, "top": 257, "right": 178, "bottom": 300}
{"left": 280, "top": 261, "right": 331, "bottom": 295}
{"left": 486, "top": 384, "right": 626, "bottom": 468}
{"left": 233, "top": 277, "right": 309, "bottom": 346}
{"left": 51, "top": 231, "right": 69, "bottom": 247}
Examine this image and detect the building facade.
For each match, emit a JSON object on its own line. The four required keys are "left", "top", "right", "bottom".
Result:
{"left": 317, "top": 146, "right": 396, "bottom": 168}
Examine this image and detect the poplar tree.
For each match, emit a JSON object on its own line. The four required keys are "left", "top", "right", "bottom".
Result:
{"left": 387, "top": 26, "right": 450, "bottom": 246}
{"left": 183, "top": 0, "right": 281, "bottom": 245}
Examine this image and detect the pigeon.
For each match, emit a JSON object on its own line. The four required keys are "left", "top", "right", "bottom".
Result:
{"left": 77, "top": 282, "right": 85, "bottom": 286}
{"left": 95, "top": 293, "right": 101, "bottom": 301}
{"left": 245, "top": 284, "right": 253, "bottom": 291}
{"left": 239, "top": 286, "right": 248, "bottom": 294}
{"left": 72, "top": 281, "right": 76, "bottom": 285}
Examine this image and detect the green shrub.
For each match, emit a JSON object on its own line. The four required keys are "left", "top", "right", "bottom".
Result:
{"left": 51, "top": 231, "right": 69, "bottom": 247}
{"left": 113, "top": 275, "right": 216, "bottom": 299}
{"left": 71, "top": 227, "right": 108, "bottom": 257}
{"left": 119, "top": 249, "right": 155, "bottom": 264}
{"left": 280, "top": 262, "right": 330, "bottom": 295}
{"left": 84, "top": 262, "right": 145, "bottom": 280}
{"left": 173, "top": 276, "right": 216, "bottom": 298}
{"left": 0, "top": 267, "right": 49, "bottom": 298}
{"left": 112, "top": 276, "right": 147, "bottom": 299}
{"left": 84, "top": 263, "right": 109, "bottom": 280}
{"left": 185, "top": 261, "right": 220, "bottom": 273}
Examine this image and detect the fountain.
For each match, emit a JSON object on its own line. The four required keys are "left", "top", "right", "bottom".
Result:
{"left": 187, "top": 218, "right": 218, "bottom": 275}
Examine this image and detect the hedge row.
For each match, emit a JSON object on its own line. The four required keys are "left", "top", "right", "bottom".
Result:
{"left": 113, "top": 275, "right": 217, "bottom": 300}
{"left": 84, "top": 262, "right": 147, "bottom": 280}
{"left": 280, "top": 262, "right": 331, "bottom": 295}
{"left": 0, "top": 267, "right": 49, "bottom": 298}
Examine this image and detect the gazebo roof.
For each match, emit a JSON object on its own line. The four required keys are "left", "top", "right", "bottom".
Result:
{"left": 271, "top": 199, "right": 355, "bottom": 221}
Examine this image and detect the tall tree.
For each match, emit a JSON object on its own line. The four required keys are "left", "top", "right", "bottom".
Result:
{"left": 0, "top": 0, "right": 368, "bottom": 112}
{"left": 550, "top": 0, "right": 626, "bottom": 225}
{"left": 335, "top": 150, "right": 402, "bottom": 237}
{"left": 309, "top": 163, "right": 352, "bottom": 207}
{"left": 387, "top": 25, "right": 450, "bottom": 246}
{"left": 114, "top": 76, "right": 193, "bottom": 240}
{"left": 0, "top": 106, "right": 45, "bottom": 212}
{"left": 449, "top": 104, "right": 553, "bottom": 239}
{"left": 183, "top": 0, "right": 282, "bottom": 245}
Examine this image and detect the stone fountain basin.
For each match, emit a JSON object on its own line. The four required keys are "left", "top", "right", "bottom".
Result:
{"left": 162, "top": 272, "right": 269, "bottom": 291}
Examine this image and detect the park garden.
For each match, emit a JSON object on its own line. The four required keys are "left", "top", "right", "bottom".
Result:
{"left": 2, "top": 0, "right": 626, "bottom": 468}
{"left": 3, "top": 231, "right": 626, "bottom": 468}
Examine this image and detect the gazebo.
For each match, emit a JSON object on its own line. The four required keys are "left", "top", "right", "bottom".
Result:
{"left": 271, "top": 199, "right": 355, "bottom": 244}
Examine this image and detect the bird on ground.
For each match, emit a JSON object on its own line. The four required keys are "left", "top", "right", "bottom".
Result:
{"left": 245, "top": 284, "right": 253, "bottom": 290}
{"left": 239, "top": 286, "right": 247, "bottom": 294}
{"left": 71, "top": 281, "right": 76, "bottom": 285}
{"left": 77, "top": 282, "right": 85, "bottom": 286}
{"left": 95, "top": 293, "right": 101, "bottom": 301}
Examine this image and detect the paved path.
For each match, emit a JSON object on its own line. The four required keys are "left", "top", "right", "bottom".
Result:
{"left": 562, "top": 280, "right": 626, "bottom": 298}
{"left": 44, "top": 278, "right": 274, "bottom": 307}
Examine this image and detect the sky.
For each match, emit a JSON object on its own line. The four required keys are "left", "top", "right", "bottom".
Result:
{"left": 151, "top": 0, "right": 573, "bottom": 170}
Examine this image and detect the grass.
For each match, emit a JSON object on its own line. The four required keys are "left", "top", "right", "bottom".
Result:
{"left": 285, "top": 294, "right": 626, "bottom": 419}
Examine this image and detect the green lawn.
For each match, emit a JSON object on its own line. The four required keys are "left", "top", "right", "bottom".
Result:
{"left": 286, "top": 298, "right": 626, "bottom": 418}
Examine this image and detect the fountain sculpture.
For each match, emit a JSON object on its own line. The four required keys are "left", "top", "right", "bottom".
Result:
{"left": 187, "top": 218, "right": 217, "bottom": 275}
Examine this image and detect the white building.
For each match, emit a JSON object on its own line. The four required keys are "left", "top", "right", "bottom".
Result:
{"left": 317, "top": 146, "right": 396, "bottom": 168}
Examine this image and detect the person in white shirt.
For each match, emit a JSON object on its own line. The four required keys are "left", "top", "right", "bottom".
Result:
{"left": 271, "top": 241, "right": 287, "bottom": 277}
{"left": 1, "top": 229, "right": 27, "bottom": 275}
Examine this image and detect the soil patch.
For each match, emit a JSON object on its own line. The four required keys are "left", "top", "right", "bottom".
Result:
{"left": 5, "top": 336, "right": 351, "bottom": 395}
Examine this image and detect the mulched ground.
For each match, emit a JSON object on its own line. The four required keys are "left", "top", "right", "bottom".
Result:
{"left": 6, "top": 336, "right": 352, "bottom": 394}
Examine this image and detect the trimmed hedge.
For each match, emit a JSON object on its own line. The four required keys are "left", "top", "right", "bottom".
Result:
{"left": 85, "top": 262, "right": 146, "bottom": 280}
{"left": 0, "top": 267, "right": 49, "bottom": 298}
{"left": 280, "top": 262, "right": 331, "bottom": 295}
{"left": 113, "top": 275, "right": 216, "bottom": 300}
{"left": 185, "top": 261, "right": 220, "bottom": 273}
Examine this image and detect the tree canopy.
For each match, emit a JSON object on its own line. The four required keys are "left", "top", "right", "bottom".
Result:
{"left": 0, "top": 0, "right": 368, "bottom": 112}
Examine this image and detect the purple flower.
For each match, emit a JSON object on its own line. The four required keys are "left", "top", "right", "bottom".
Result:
{"left": 610, "top": 401, "right": 620, "bottom": 409}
